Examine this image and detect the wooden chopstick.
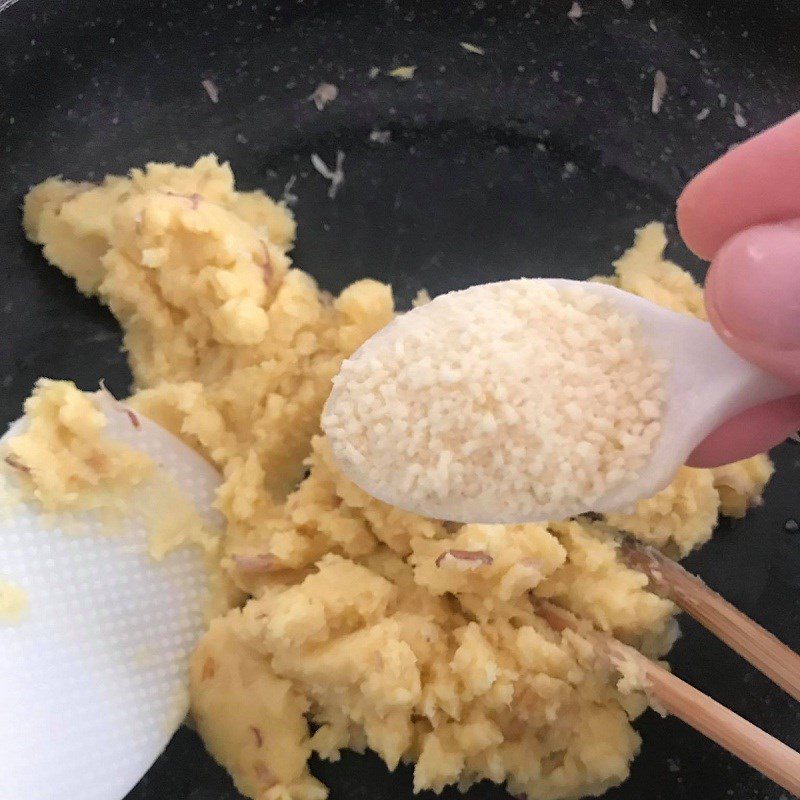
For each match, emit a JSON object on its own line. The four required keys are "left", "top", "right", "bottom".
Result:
{"left": 617, "top": 536, "right": 800, "bottom": 703}
{"left": 635, "top": 651, "right": 800, "bottom": 797}
{"left": 537, "top": 601, "right": 800, "bottom": 797}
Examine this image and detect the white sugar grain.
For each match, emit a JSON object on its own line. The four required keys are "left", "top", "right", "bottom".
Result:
{"left": 323, "top": 280, "right": 666, "bottom": 522}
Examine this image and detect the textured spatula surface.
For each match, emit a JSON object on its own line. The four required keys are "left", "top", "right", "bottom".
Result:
{"left": 0, "top": 394, "right": 221, "bottom": 800}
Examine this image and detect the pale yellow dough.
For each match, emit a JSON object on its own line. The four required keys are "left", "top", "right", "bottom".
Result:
{"left": 3, "top": 379, "right": 152, "bottom": 512}
{"left": 21, "top": 159, "right": 773, "bottom": 800}
{"left": 0, "top": 580, "right": 28, "bottom": 624}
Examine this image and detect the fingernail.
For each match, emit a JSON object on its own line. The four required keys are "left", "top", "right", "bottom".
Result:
{"left": 706, "top": 220, "right": 800, "bottom": 385}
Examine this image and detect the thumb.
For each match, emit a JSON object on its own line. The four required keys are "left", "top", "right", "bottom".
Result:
{"left": 686, "top": 221, "right": 800, "bottom": 468}
{"left": 705, "top": 220, "right": 800, "bottom": 384}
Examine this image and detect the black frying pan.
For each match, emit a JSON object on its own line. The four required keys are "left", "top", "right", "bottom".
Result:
{"left": 1, "top": 1, "right": 799, "bottom": 798}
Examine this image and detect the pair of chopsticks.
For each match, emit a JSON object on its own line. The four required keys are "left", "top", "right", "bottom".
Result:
{"left": 539, "top": 538, "right": 800, "bottom": 797}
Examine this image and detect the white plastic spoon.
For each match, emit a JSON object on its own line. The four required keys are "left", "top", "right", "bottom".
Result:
{"left": 324, "top": 278, "right": 793, "bottom": 524}
{"left": 0, "top": 391, "right": 220, "bottom": 800}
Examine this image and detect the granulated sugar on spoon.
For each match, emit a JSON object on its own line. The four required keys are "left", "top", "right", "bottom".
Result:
{"left": 323, "top": 278, "right": 793, "bottom": 523}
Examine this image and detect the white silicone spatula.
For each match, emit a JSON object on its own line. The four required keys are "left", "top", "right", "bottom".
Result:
{"left": 0, "top": 391, "right": 221, "bottom": 800}
{"left": 325, "top": 279, "right": 793, "bottom": 524}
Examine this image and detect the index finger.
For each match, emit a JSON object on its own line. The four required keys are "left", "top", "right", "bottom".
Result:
{"left": 677, "top": 111, "right": 800, "bottom": 260}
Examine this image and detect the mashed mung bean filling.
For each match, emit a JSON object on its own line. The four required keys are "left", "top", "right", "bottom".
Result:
{"left": 323, "top": 280, "right": 666, "bottom": 522}
{"left": 12, "top": 156, "right": 773, "bottom": 800}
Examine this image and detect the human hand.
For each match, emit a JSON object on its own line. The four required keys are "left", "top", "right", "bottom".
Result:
{"left": 678, "top": 112, "right": 800, "bottom": 468}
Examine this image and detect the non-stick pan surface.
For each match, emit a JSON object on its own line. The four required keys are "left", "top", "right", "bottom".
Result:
{"left": 1, "top": 1, "right": 799, "bottom": 798}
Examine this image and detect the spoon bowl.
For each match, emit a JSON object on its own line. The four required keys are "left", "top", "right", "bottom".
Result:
{"left": 325, "top": 279, "right": 793, "bottom": 523}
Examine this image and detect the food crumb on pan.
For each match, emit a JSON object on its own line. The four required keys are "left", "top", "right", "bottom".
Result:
{"left": 567, "top": 1, "right": 583, "bottom": 22}
{"left": 309, "top": 82, "right": 338, "bottom": 111}
{"left": 387, "top": 65, "right": 416, "bottom": 80}
{"left": 201, "top": 78, "right": 219, "bottom": 104}
{"left": 651, "top": 70, "right": 667, "bottom": 114}
{"left": 310, "top": 151, "right": 345, "bottom": 199}
{"left": 369, "top": 129, "right": 392, "bottom": 145}
{"left": 412, "top": 288, "right": 432, "bottom": 307}
{"left": 280, "top": 174, "right": 298, "bottom": 206}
